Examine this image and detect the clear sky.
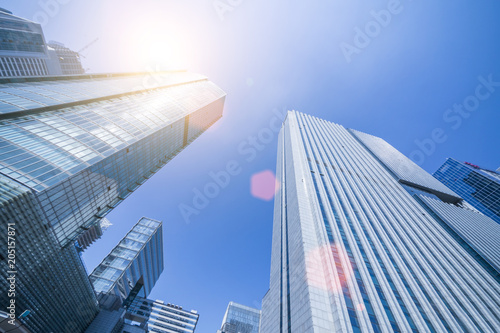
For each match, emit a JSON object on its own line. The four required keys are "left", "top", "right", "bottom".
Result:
{"left": 2, "top": 0, "right": 499, "bottom": 331}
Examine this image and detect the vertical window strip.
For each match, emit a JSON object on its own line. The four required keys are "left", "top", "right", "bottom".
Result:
{"left": 302, "top": 118, "right": 404, "bottom": 333}
{"left": 298, "top": 120, "right": 366, "bottom": 333}
{"left": 283, "top": 126, "right": 292, "bottom": 333}
{"left": 346, "top": 128, "right": 500, "bottom": 317}
{"left": 312, "top": 120, "right": 444, "bottom": 333}
{"left": 279, "top": 131, "right": 284, "bottom": 333}
{"left": 322, "top": 117, "right": 494, "bottom": 332}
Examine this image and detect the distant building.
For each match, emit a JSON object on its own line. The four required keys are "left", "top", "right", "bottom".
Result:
{"left": 123, "top": 298, "right": 199, "bottom": 333}
{"left": 86, "top": 296, "right": 199, "bottom": 333}
{"left": 217, "top": 302, "right": 260, "bottom": 333}
{"left": 434, "top": 158, "right": 500, "bottom": 224}
{"left": 0, "top": 8, "right": 50, "bottom": 76}
{"left": 0, "top": 9, "right": 84, "bottom": 77}
{"left": 47, "top": 41, "right": 85, "bottom": 75}
{"left": 89, "top": 217, "right": 164, "bottom": 303}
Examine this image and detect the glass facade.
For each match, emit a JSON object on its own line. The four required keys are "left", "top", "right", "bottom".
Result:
{"left": 0, "top": 71, "right": 225, "bottom": 333}
{"left": 47, "top": 41, "right": 85, "bottom": 75}
{"left": 90, "top": 217, "right": 164, "bottom": 302}
{"left": 0, "top": 10, "right": 50, "bottom": 77}
{"left": 0, "top": 174, "right": 99, "bottom": 333}
{"left": 0, "top": 71, "right": 225, "bottom": 247}
{"left": 123, "top": 297, "right": 199, "bottom": 333}
{"left": 260, "top": 111, "right": 500, "bottom": 333}
{"left": 415, "top": 195, "right": 500, "bottom": 274}
{"left": 434, "top": 158, "right": 500, "bottom": 224}
{"left": 217, "top": 302, "right": 261, "bottom": 333}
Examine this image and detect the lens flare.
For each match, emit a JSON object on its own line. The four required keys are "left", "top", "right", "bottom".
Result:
{"left": 250, "top": 170, "right": 279, "bottom": 201}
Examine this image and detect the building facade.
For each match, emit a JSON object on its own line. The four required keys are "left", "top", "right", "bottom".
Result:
{"left": 123, "top": 297, "right": 199, "bottom": 333}
{"left": 47, "top": 41, "right": 85, "bottom": 75}
{"left": 260, "top": 111, "right": 500, "bottom": 333}
{"left": 0, "top": 71, "right": 225, "bottom": 333}
{"left": 0, "top": 8, "right": 51, "bottom": 77}
{"left": 90, "top": 217, "right": 164, "bottom": 303}
{"left": 434, "top": 158, "right": 500, "bottom": 224}
{"left": 0, "top": 9, "right": 84, "bottom": 77}
{"left": 217, "top": 302, "right": 261, "bottom": 333}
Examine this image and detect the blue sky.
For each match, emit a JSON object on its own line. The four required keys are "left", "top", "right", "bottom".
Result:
{"left": 2, "top": 0, "right": 500, "bottom": 331}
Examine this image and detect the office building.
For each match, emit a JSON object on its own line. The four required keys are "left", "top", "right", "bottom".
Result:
{"left": 434, "top": 158, "right": 500, "bottom": 224}
{"left": 0, "top": 8, "right": 51, "bottom": 77}
{"left": 260, "top": 111, "right": 500, "bottom": 332}
{"left": 0, "top": 9, "right": 85, "bottom": 77}
{"left": 0, "top": 71, "right": 225, "bottom": 332}
{"left": 47, "top": 41, "right": 85, "bottom": 75}
{"left": 123, "top": 297, "right": 199, "bottom": 333}
{"left": 217, "top": 302, "right": 261, "bottom": 333}
{"left": 90, "top": 217, "right": 163, "bottom": 303}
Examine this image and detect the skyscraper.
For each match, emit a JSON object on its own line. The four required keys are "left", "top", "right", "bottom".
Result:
{"left": 0, "top": 9, "right": 84, "bottom": 77}
{"left": 0, "top": 8, "right": 52, "bottom": 77}
{"left": 47, "top": 41, "right": 85, "bottom": 75}
{"left": 217, "top": 302, "right": 261, "bottom": 333}
{"left": 90, "top": 217, "right": 164, "bottom": 303}
{"left": 123, "top": 297, "right": 199, "bottom": 333}
{"left": 0, "top": 71, "right": 225, "bottom": 333}
{"left": 434, "top": 158, "right": 500, "bottom": 224}
{"left": 261, "top": 111, "right": 500, "bottom": 333}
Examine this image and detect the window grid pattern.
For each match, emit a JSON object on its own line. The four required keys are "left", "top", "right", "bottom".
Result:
{"left": 0, "top": 175, "right": 98, "bottom": 333}
{"left": 0, "top": 71, "right": 206, "bottom": 113}
{"left": 301, "top": 114, "right": 438, "bottom": 333}
{"left": 260, "top": 111, "right": 500, "bottom": 333}
{"left": 0, "top": 72, "right": 225, "bottom": 333}
{"left": 434, "top": 158, "right": 500, "bottom": 224}
{"left": 0, "top": 28, "right": 46, "bottom": 53}
{"left": 47, "top": 43, "right": 85, "bottom": 75}
{"left": 416, "top": 195, "right": 500, "bottom": 275}
{"left": 0, "top": 81, "right": 223, "bottom": 190}
{"left": 89, "top": 217, "right": 163, "bottom": 300}
{"left": 219, "top": 302, "right": 261, "bottom": 333}
{"left": 125, "top": 297, "right": 199, "bottom": 333}
{"left": 0, "top": 56, "right": 48, "bottom": 77}
{"left": 301, "top": 133, "right": 369, "bottom": 333}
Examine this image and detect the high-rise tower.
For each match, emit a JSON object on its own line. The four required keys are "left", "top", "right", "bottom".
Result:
{"left": 434, "top": 158, "right": 500, "bottom": 224}
{"left": 90, "top": 217, "right": 163, "bottom": 303}
{"left": 217, "top": 302, "right": 261, "bottom": 333}
{"left": 0, "top": 8, "right": 51, "bottom": 77}
{"left": 0, "top": 71, "right": 225, "bottom": 333}
{"left": 260, "top": 111, "right": 500, "bottom": 333}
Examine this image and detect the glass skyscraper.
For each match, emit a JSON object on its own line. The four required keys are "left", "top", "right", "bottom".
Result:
{"left": 0, "top": 9, "right": 84, "bottom": 77}
{"left": 123, "top": 297, "right": 199, "bottom": 333}
{"left": 434, "top": 158, "right": 500, "bottom": 224}
{"left": 0, "top": 8, "right": 51, "bottom": 77}
{"left": 217, "top": 302, "right": 261, "bottom": 333}
{"left": 260, "top": 111, "right": 500, "bottom": 332}
{"left": 47, "top": 41, "right": 85, "bottom": 75}
{"left": 90, "top": 217, "right": 164, "bottom": 303}
{"left": 0, "top": 71, "right": 225, "bottom": 333}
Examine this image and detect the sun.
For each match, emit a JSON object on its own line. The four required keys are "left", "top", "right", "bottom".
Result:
{"left": 132, "top": 30, "right": 188, "bottom": 70}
